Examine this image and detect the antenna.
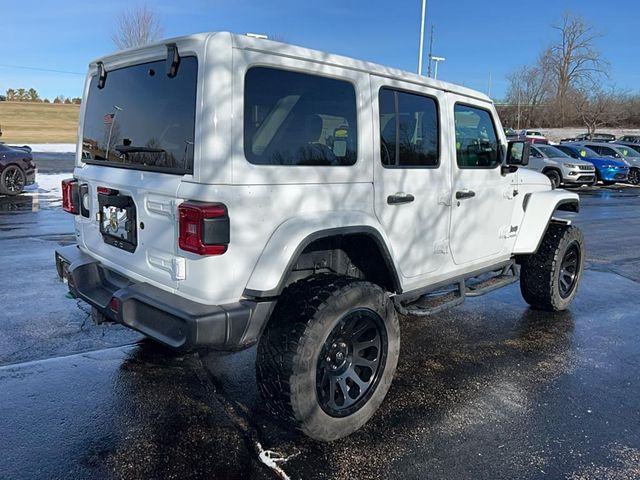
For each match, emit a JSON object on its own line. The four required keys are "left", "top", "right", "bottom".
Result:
{"left": 427, "top": 24, "right": 434, "bottom": 78}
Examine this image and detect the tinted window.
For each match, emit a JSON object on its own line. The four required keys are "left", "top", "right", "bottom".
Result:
{"left": 537, "top": 145, "right": 569, "bottom": 157}
{"left": 595, "top": 146, "right": 619, "bottom": 158}
{"left": 454, "top": 104, "right": 500, "bottom": 168}
{"left": 379, "top": 88, "right": 439, "bottom": 167}
{"left": 556, "top": 146, "right": 579, "bottom": 159}
{"left": 82, "top": 57, "right": 198, "bottom": 173}
{"left": 244, "top": 68, "right": 357, "bottom": 166}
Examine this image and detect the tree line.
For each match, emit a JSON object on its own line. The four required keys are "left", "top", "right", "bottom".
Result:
{"left": 497, "top": 12, "right": 638, "bottom": 134}
{"left": 2, "top": 88, "right": 81, "bottom": 104}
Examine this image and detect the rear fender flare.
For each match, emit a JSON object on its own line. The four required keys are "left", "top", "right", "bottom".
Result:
{"left": 243, "top": 212, "right": 402, "bottom": 297}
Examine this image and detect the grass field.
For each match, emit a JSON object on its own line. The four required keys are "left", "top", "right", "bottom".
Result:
{"left": 0, "top": 102, "right": 80, "bottom": 143}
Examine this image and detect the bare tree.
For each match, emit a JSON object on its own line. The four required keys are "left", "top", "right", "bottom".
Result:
{"left": 542, "top": 13, "right": 608, "bottom": 126}
{"left": 111, "top": 3, "right": 164, "bottom": 50}
{"left": 574, "top": 85, "right": 625, "bottom": 135}
{"left": 505, "top": 60, "right": 552, "bottom": 128}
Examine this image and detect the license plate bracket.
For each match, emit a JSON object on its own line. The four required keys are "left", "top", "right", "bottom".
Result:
{"left": 98, "top": 191, "right": 137, "bottom": 253}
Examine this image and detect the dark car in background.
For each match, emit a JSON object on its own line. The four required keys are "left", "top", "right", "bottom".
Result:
{"left": 556, "top": 144, "right": 629, "bottom": 185}
{"left": 618, "top": 135, "right": 640, "bottom": 144}
{"left": 0, "top": 144, "right": 36, "bottom": 195}
{"left": 562, "top": 132, "right": 616, "bottom": 143}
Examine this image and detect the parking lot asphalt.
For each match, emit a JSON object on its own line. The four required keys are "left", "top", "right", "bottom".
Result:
{"left": 1, "top": 173, "right": 639, "bottom": 479}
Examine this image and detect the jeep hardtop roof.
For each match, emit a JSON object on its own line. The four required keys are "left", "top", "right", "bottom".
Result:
{"left": 89, "top": 31, "right": 492, "bottom": 104}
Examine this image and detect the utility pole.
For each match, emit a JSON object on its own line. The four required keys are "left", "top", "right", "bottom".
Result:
{"left": 487, "top": 71, "right": 492, "bottom": 98}
{"left": 417, "top": 0, "right": 427, "bottom": 75}
{"left": 427, "top": 24, "right": 434, "bottom": 78}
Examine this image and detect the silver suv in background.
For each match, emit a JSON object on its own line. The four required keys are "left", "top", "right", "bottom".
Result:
{"left": 526, "top": 144, "right": 596, "bottom": 188}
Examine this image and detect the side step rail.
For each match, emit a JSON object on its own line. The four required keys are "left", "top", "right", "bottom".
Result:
{"left": 465, "top": 262, "right": 519, "bottom": 297}
{"left": 394, "top": 261, "right": 519, "bottom": 317}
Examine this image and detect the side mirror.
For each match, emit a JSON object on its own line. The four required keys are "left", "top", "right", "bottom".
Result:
{"left": 506, "top": 140, "right": 529, "bottom": 166}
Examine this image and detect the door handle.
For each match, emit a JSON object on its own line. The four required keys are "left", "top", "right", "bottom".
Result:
{"left": 455, "top": 190, "right": 476, "bottom": 200}
{"left": 387, "top": 193, "right": 415, "bottom": 205}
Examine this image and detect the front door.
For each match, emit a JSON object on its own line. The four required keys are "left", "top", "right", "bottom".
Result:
{"left": 372, "top": 78, "right": 451, "bottom": 278}
{"left": 448, "top": 99, "right": 518, "bottom": 265}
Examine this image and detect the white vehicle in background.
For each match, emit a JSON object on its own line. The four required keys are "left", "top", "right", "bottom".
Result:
{"left": 55, "top": 32, "right": 585, "bottom": 441}
{"left": 525, "top": 144, "right": 596, "bottom": 188}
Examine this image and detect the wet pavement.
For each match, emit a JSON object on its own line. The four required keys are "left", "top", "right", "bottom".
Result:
{"left": 1, "top": 175, "right": 640, "bottom": 479}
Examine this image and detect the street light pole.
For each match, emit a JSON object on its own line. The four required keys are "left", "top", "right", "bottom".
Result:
{"left": 431, "top": 56, "right": 445, "bottom": 80}
{"left": 417, "top": 0, "right": 427, "bottom": 75}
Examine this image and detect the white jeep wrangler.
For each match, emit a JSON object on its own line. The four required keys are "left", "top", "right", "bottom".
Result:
{"left": 55, "top": 32, "right": 584, "bottom": 442}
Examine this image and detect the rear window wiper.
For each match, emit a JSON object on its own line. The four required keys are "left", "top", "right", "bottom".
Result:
{"left": 114, "top": 145, "right": 166, "bottom": 155}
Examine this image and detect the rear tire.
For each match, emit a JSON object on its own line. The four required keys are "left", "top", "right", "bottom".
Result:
{"left": 520, "top": 223, "right": 585, "bottom": 311}
{"left": 0, "top": 165, "right": 26, "bottom": 196}
{"left": 256, "top": 274, "right": 400, "bottom": 442}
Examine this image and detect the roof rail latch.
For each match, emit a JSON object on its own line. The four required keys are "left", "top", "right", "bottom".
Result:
{"left": 166, "top": 43, "right": 181, "bottom": 78}
{"left": 97, "top": 62, "right": 107, "bottom": 89}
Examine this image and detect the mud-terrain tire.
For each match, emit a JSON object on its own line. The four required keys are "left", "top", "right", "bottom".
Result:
{"left": 256, "top": 274, "right": 400, "bottom": 442}
{"left": 519, "top": 223, "right": 585, "bottom": 311}
{"left": 0, "top": 165, "right": 26, "bottom": 196}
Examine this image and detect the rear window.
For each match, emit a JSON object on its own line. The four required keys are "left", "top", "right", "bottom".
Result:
{"left": 82, "top": 56, "right": 198, "bottom": 174}
{"left": 244, "top": 67, "right": 357, "bottom": 166}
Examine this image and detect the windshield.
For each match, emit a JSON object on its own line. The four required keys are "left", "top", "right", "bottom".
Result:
{"left": 82, "top": 56, "right": 197, "bottom": 174}
{"left": 578, "top": 146, "right": 599, "bottom": 158}
{"left": 537, "top": 145, "right": 568, "bottom": 158}
{"left": 615, "top": 146, "right": 640, "bottom": 157}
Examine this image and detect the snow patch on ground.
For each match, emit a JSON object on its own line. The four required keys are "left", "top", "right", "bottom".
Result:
{"left": 25, "top": 144, "right": 76, "bottom": 153}
{"left": 24, "top": 173, "right": 68, "bottom": 198}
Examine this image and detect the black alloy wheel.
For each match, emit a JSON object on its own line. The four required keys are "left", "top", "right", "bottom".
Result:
{"left": 558, "top": 242, "right": 580, "bottom": 298}
{"left": 1, "top": 165, "right": 26, "bottom": 195}
{"left": 316, "top": 308, "right": 387, "bottom": 418}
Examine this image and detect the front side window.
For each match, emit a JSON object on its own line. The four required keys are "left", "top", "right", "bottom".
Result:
{"left": 379, "top": 88, "right": 439, "bottom": 167}
{"left": 454, "top": 104, "right": 500, "bottom": 168}
{"left": 244, "top": 67, "right": 357, "bottom": 166}
{"left": 82, "top": 57, "right": 198, "bottom": 174}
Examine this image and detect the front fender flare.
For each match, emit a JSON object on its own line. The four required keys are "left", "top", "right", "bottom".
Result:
{"left": 243, "top": 212, "right": 402, "bottom": 297}
{"left": 513, "top": 190, "right": 579, "bottom": 254}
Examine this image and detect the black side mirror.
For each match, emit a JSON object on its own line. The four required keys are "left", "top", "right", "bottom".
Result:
{"left": 506, "top": 140, "right": 529, "bottom": 166}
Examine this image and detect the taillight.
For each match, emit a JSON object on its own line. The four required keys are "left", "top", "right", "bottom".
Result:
{"left": 178, "top": 202, "right": 229, "bottom": 255}
{"left": 62, "top": 178, "right": 80, "bottom": 215}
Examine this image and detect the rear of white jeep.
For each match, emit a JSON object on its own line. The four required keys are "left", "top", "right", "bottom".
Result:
{"left": 55, "top": 34, "right": 277, "bottom": 351}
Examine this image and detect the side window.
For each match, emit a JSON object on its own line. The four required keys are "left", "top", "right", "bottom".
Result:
{"left": 244, "top": 67, "right": 357, "bottom": 166}
{"left": 379, "top": 88, "right": 439, "bottom": 167}
{"left": 454, "top": 104, "right": 501, "bottom": 168}
{"left": 531, "top": 148, "right": 543, "bottom": 158}
{"left": 600, "top": 147, "right": 618, "bottom": 158}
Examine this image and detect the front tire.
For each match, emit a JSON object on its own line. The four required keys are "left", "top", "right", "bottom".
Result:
{"left": 0, "top": 165, "right": 26, "bottom": 196}
{"left": 519, "top": 223, "right": 585, "bottom": 311}
{"left": 545, "top": 170, "right": 562, "bottom": 189}
{"left": 628, "top": 168, "right": 640, "bottom": 185}
{"left": 256, "top": 274, "right": 400, "bottom": 442}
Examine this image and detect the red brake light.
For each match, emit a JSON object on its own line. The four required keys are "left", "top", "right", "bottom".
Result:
{"left": 178, "top": 202, "right": 229, "bottom": 255}
{"left": 62, "top": 178, "right": 79, "bottom": 214}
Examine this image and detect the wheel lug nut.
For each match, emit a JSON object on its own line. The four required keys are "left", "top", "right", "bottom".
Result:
{"left": 326, "top": 356, "right": 331, "bottom": 362}
{"left": 332, "top": 343, "right": 337, "bottom": 348}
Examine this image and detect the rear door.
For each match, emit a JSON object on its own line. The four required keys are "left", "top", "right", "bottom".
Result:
{"left": 372, "top": 77, "right": 451, "bottom": 278}
{"left": 448, "top": 98, "right": 518, "bottom": 265}
{"left": 76, "top": 53, "right": 200, "bottom": 290}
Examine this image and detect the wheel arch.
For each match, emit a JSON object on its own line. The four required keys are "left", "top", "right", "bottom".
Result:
{"left": 244, "top": 220, "right": 402, "bottom": 298}
{"left": 513, "top": 190, "right": 580, "bottom": 255}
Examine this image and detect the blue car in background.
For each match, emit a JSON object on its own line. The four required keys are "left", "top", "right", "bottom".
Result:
{"left": 555, "top": 144, "right": 629, "bottom": 185}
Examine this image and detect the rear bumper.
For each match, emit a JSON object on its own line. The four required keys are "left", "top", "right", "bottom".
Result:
{"left": 55, "top": 245, "right": 275, "bottom": 352}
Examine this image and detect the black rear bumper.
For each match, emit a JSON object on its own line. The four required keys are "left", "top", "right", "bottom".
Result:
{"left": 55, "top": 245, "right": 275, "bottom": 351}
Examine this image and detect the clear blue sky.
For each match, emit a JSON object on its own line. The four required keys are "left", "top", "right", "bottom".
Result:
{"left": 1, "top": 0, "right": 637, "bottom": 101}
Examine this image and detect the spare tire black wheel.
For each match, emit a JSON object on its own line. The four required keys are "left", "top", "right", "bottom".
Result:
{"left": 256, "top": 274, "right": 400, "bottom": 442}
